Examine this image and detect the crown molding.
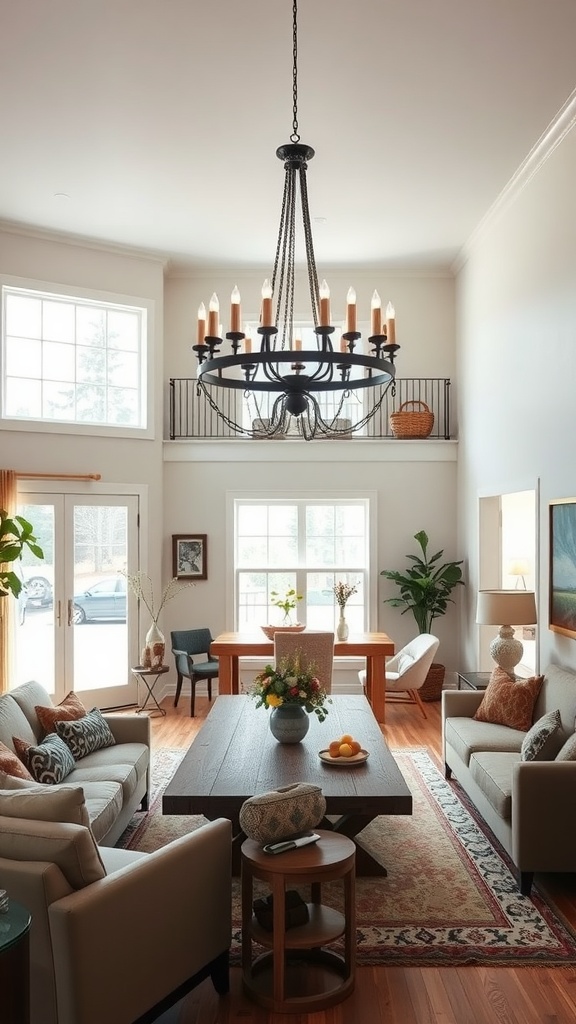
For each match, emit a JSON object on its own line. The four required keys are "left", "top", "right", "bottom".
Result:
{"left": 0, "top": 219, "right": 170, "bottom": 269}
{"left": 452, "top": 87, "right": 576, "bottom": 273}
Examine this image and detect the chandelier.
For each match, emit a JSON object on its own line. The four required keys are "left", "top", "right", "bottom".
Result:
{"left": 193, "top": 0, "right": 400, "bottom": 440}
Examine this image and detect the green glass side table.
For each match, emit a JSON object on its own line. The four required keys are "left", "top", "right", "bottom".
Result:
{"left": 0, "top": 900, "right": 31, "bottom": 1024}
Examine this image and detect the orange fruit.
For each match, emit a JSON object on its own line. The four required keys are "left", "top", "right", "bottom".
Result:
{"left": 329, "top": 740, "right": 341, "bottom": 757}
{"left": 340, "top": 733, "right": 354, "bottom": 744}
{"left": 339, "top": 742, "right": 353, "bottom": 757}
{"left": 350, "top": 740, "right": 362, "bottom": 755}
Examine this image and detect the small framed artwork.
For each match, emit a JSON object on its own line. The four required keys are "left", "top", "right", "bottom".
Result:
{"left": 172, "top": 534, "right": 207, "bottom": 581}
{"left": 549, "top": 498, "right": 576, "bottom": 639}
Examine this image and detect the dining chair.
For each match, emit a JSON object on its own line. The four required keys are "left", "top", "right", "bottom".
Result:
{"left": 358, "top": 633, "right": 440, "bottom": 718}
{"left": 274, "top": 631, "right": 335, "bottom": 693}
{"left": 170, "top": 628, "right": 219, "bottom": 717}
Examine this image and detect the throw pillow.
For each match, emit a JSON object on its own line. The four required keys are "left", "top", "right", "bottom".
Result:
{"left": 35, "top": 691, "right": 87, "bottom": 735}
{"left": 55, "top": 707, "right": 116, "bottom": 760}
{"left": 521, "top": 709, "right": 563, "bottom": 761}
{"left": 473, "top": 668, "right": 544, "bottom": 732}
{"left": 0, "top": 816, "right": 105, "bottom": 889}
{"left": 0, "top": 740, "right": 34, "bottom": 781}
{"left": 556, "top": 732, "right": 576, "bottom": 761}
{"left": 239, "top": 782, "right": 326, "bottom": 844}
{"left": 0, "top": 784, "right": 90, "bottom": 827}
{"left": 13, "top": 733, "right": 76, "bottom": 785}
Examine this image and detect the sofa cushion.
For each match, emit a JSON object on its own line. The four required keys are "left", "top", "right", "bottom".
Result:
{"left": 0, "top": 816, "right": 106, "bottom": 889}
{"left": 66, "top": 743, "right": 148, "bottom": 803}
{"left": 521, "top": 709, "right": 563, "bottom": 761}
{"left": 14, "top": 734, "right": 76, "bottom": 785}
{"left": 35, "top": 691, "right": 87, "bottom": 736}
{"left": 444, "top": 715, "right": 525, "bottom": 766}
{"left": 533, "top": 664, "right": 576, "bottom": 736}
{"left": 55, "top": 707, "right": 116, "bottom": 760}
{"left": 9, "top": 680, "right": 55, "bottom": 738}
{"left": 469, "top": 751, "right": 520, "bottom": 820}
{"left": 0, "top": 740, "right": 33, "bottom": 780}
{"left": 79, "top": 781, "right": 124, "bottom": 842}
{"left": 473, "top": 668, "right": 543, "bottom": 731}
{"left": 0, "top": 784, "right": 90, "bottom": 827}
{"left": 0, "top": 694, "right": 37, "bottom": 747}
{"left": 555, "top": 731, "right": 576, "bottom": 761}
{"left": 68, "top": 761, "right": 139, "bottom": 804}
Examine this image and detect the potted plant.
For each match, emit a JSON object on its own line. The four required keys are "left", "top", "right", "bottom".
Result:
{"left": 0, "top": 509, "right": 44, "bottom": 599}
{"left": 380, "top": 530, "right": 464, "bottom": 700}
{"left": 261, "top": 587, "right": 305, "bottom": 640}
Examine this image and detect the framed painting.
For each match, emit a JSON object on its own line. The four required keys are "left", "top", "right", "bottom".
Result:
{"left": 549, "top": 499, "right": 576, "bottom": 639}
{"left": 172, "top": 534, "right": 207, "bottom": 581}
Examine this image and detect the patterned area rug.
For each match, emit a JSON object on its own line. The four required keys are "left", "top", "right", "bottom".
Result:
{"left": 117, "top": 746, "right": 576, "bottom": 966}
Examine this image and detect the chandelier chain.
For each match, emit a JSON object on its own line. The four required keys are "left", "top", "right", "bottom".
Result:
{"left": 291, "top": 0, "right": 300, "bottom": 143}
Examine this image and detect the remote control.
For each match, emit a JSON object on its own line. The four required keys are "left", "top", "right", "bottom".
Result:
{"left": 263, "top": 832, "right": 321, "bottom": 855}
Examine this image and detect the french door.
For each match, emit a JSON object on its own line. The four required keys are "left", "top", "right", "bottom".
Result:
{"left": 15, "top": 491, "right": 140, "bottom": 708}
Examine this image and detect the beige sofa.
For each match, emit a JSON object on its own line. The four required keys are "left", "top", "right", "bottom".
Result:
{"left": 442, "top": 663, "right": 576, "bottom": 895}
{"left": 0, "top": 680, "right": 150, "bottom": 844}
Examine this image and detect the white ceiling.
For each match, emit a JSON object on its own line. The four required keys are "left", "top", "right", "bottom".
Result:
{"left": 2, "top": 0, "right": 576, "bottom": 273}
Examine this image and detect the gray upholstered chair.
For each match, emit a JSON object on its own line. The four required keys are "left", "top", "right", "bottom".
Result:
{"left": 359, "top": 633, "right": 440, "bottom": 718}
{"left": 274, "top": 630, "right": 335, "bottom": 692}
{"left": 170, "top": 628, "right": 219, "bottom": 717}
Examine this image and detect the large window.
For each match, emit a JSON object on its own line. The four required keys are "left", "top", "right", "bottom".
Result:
{"left": 235, "top": 498, "right": 369, "bottom": 632}
{"left": 1, "top": 283, "right": 148, "bottom": 430}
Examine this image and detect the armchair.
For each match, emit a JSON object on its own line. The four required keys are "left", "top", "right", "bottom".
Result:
{"left": 170, "top": 628, "right": 219, "bottom": 717}
{"left": 0, "top": 806, "right": 232, "bottom": 1024}
{"left": 359, "top": 633, "right": 440, "bottom": 718}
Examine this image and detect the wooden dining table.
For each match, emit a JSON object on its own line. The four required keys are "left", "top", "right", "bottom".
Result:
{"left": 210, "top": 630, "right": 395, "bottom": 724}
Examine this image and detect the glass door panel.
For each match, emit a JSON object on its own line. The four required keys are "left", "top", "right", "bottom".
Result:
{"left": 15, "top": 502, "right": 56, "bottom": 693}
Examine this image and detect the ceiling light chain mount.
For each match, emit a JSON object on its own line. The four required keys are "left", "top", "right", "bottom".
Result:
{"left": 192, "top": 0, "right": 400, "bottom": 439}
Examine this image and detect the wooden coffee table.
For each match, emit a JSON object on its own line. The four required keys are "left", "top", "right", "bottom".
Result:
{"left": 162, "top": 694, "right": 412, "bottom": 876}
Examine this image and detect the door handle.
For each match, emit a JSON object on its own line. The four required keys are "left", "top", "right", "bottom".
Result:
{"left": 67, "top": 599, "right": 74, "bottom": 626}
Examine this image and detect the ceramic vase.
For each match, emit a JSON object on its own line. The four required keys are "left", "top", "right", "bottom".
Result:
{"left": 269, "top": 704, "right": 310, "bottom": 744}
{"left": 337, "top": 609, "right": 349, "bottom": 641}
{"left": 145, "top": 621, "right": 166, "bottom": 669}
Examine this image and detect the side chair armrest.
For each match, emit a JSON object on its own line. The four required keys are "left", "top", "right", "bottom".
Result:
{"left": 49, "top": 819, "right": 232, "bottom": 1024}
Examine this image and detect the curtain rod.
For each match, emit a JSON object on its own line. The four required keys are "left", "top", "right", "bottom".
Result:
{"left": 16, "top": 473, "right": 102, "bottom": 481}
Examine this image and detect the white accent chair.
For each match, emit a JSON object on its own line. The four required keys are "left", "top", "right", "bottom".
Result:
{"left": 358, "top": 633, "right": 440, "bottom": 718}
{"left": 274, "top": 631, "right": 335, "bottom": 692}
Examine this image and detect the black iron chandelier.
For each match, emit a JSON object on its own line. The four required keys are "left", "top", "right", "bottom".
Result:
{"left": 193, "top": 0, "right": 399, "bottom": 440}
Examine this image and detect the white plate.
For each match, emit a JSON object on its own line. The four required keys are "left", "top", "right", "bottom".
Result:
{"left": 318, "top": 748, "right": 369, "bottom": 766}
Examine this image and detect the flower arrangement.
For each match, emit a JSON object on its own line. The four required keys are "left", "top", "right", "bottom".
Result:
{"left": 250, "top": 654, "right": 331, "bottom": 721}
{"left": 333, "top": 581, "right": 358, "bottom": 609}
{"left": 270, "top": 587, "right": 303, "bottom": 624}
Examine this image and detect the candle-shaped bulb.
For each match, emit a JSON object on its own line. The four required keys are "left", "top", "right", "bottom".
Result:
{"left": 385, "top": 300, "right": 396, "bottom": 344}
{"left": 346, "top": 286, "right": 357, "bottom": 333}
{"left": 208, "top": 293, "right": 219, "bottom": 337}
{"left": 319, "top": 279, "right": 331, "bottom": 326}
{"left": 230, "top": 285, "right": 241, "bottom": 332}
{"left": 371, "top": 289, "right": 382, "bottom": 336}
{"left": 261, "top": 278, "right": 273, "bottom": 326}
{"left": 197, "top": 302, "right": 206, "bottom": 344}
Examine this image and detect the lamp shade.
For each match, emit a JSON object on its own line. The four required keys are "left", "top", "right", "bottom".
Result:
{"left": 476, "top": 590, "right": 537, "bottom": 626}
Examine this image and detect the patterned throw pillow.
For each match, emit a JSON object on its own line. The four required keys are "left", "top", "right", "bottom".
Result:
{"left": 35, "top": 691, "right": 87, "bottom": 735}
{"left": 239, "top": 782, "right": 326, "bottom": 844}
{"left": 0, "top": 740, "right": 34, "bottom": 781}
{"left": 13, "top": 733, "right": 76, "bottom": 784}
{"left": 521, "top": 709, "right": 563, "bottom": 761}
{"left": 555, "top": 731, "right": 576, "bottom": 761}
{"left": 473, "top": 668, "right": 544, "bottom": 732}
{"left": 55, "top": 707, "right": 116, "bottom": 760}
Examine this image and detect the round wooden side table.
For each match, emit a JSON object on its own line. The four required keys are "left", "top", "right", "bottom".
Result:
{"left": 241, "top": 830, "right": 356, "bottom": 1013}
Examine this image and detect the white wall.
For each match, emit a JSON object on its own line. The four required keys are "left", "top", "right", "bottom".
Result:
{"left": 456, "top": 126, "right": 576, "bottom": 672}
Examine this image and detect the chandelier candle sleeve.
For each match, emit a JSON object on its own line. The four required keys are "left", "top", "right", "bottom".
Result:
{"left": 244, "top": 335, "right": 252, "bottom": 354}
{"left": 230, "top": 286, "right": 241, "bottom": 332}
{"left": 294, "top": 336, "right": 302, "bottom": 351}
{"left": 346, "top": 287, "right": 357, "bottom": 333}
{"left": 319, "top": 279, "right": 331, "bottom": 326}
{"left": 386, "top": 301, "right": 396, "bottom": 344}
{"left": 197, "top": 302, "right": 206, "bottom": 344}
{"left": 371, "top": 290, "right": 382, "bottom": 335}
{"left": 261, "top": 279, "right": 273, "bottom": 326}
{"left": 208, "top": 293, "right": 219, "bottom": 336}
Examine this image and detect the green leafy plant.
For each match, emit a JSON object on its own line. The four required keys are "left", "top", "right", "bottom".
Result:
{"left": 270, "top": 587, "right": 303, "bottom": 624}
{"left": 380, "top": 530, "right": 464, "bottom": 635}
{"left": 0, "top": 509, "right": 44, "bottom": 599}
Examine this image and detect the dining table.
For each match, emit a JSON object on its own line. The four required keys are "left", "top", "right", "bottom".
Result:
{"left": 210, "top": 630, "right": 395, "bottom": 724}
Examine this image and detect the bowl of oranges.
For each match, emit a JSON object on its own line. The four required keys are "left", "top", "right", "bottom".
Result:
{"left": 319, "top": 733, "right": 369, "bottom": 766}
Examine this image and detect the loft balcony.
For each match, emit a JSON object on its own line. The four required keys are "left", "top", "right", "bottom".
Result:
{"left": 168, "top": 377, "right": 453, "bottom": 441}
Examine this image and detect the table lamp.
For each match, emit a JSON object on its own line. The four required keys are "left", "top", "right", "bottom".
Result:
{"left": 476, "top": 590, "right": 537, "bottom": 675}
{"left": 507, "top": 559, "right": 530, "bottom": 589}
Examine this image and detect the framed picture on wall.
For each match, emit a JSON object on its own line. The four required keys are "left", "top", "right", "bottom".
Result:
{"left": 172, "top": 534, "right": 207, "bottom": 581}
{"left": 549, "top": 498, "right": 576, "bottom": 639}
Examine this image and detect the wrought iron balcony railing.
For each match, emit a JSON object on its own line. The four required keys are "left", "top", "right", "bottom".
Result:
{"left": 168, "top": 377, "right": 452, "bottom": 440}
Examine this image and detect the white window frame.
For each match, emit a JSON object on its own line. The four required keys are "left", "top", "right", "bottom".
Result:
{"left": 1, "top": 274, "right": 154, "bottom": 439}
{"left": 230, "top": 491, "right": 377, "bottom": 631}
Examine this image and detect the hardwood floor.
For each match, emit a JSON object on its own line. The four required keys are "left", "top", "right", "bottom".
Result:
{"left": 146, "top": 693, "right": 576, "bottom": 1024}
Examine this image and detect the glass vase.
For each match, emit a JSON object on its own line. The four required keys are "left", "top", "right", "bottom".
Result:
{"left": 145, "top": 621, "right": 166, "bottom": 670}
{"left": 337, "top": 609, "right": 349, "bottom": 641}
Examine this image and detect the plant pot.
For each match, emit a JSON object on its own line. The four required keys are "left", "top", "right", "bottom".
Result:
{"left": 420, "top": 662, "right": 446, "bottom": 702}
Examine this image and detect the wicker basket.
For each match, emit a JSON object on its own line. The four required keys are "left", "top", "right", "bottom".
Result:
{"left": 420, "top": 662, "right": 446, "bottom": 702}
{"left": 261, "top": 623, "right": 306, "bottom": 641}
{"left": 390, "top": 400, "right": 434, "bottom": 439}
